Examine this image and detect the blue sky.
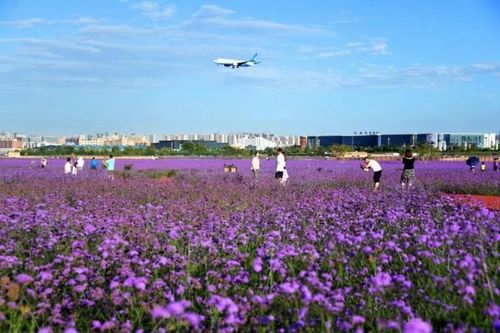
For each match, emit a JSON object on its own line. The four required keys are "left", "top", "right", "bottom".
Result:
{"left": 0, "top": 0, "right": 499, "bottom": 135}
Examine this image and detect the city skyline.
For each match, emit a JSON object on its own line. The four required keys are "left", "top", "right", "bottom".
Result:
{"left": 2, "top": 128, "right": 500, "bottom": 138}
{"left": 0, "top": 1, "right": 499, "bottom": 134}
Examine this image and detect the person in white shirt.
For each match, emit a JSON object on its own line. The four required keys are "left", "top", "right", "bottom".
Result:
{"left": 71, "top": 160, "right": 78, "bottom": 175}
{"left": 251, "top": 152, "right": 260, "bottom": 180}
{"left": 275, "top": 148, "right": 286, "bottom": 185}
{"left": 362, "top": 156, "right": 382, "bottom": 191}
{"left": 64, "top": 158, "right": 72, "bottom": 175}
{"left": 76, "top": 157, "right": 85, "bottom": 171}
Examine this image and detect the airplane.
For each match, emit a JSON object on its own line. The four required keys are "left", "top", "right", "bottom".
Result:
{"left": 213, "top": 53, "right": 260, "bottom": 68}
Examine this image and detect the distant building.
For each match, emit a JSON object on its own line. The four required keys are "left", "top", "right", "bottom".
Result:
{"left": 0, "top": 139, "right": 23, "bottom": 149}
{"left": 155, "top": 140, "right": 228, "bottom": 150}
{"left": 380, "top": 134, "right": 416, "bottom": 147}
{"left": 42, "top": 136, "right": 65, "bottom": 146}
{"left": 447, "top": 133, "right": 497, "bottom": 149}
{"left": 307, "top": 136, "right": 321, "bottom": 149}
{"left": 231, "top": 136, "right": 276, "bottom": 151}
{"left": 300, "top": 136, "right": 307, "bottom": 149}
{"left": 78, "top": 135, "right": 105, "bottom": 146}
{"left": 311, "top": 133, "right": 444, "bottom": 149}
{"left": 0, "top": 139, "right": 23, "bottom": 155}
{"left": 24, "top": 136, "right": 43, "bottom": 148}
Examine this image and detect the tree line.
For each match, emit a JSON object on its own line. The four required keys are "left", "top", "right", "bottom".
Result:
{"left": 20, "top": 142, "right": 497, "bottom": 158}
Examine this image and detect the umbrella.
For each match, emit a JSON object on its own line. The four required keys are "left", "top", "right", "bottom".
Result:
{"left": 466, "top": 156, "right": 480, "bottom": 167}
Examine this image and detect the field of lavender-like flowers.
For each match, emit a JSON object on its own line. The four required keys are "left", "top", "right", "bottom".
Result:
{"left": 0, "top": 157, "right": 498, "bottom": 332}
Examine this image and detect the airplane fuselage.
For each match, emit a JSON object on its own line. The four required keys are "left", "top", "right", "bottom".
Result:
{"left": 213, "top": 58, "right": 255, "bottom": 68}
{"left": 213, "top": 54, "right": 259, "bottom": 68}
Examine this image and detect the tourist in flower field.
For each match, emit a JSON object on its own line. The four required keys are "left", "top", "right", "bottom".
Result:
{"left": 401, "top": 148, "right": 416, "bottom": 188}
{"left": 466, "top": 156, "right": 479, "bottom": 172}
{"left": 480, "top": 161, "right": 486, "bottom": 171}
{"left": 282, "top": 166, "right": 289, "bottom": 184}
{"left": 90, "top": 157, "right": 99, "bottom": 170}
{"left": 76, "top": 156, "right": 85, "bottom": 171}
{"left": 494, "top": 157, "right": 499, "bottom": 172}
{"left": 275, "top": 148, "right": 286, "bottom": 185}
{"left": 104, "top": 154, "right": 116, "bottom": 180}
{"left": 64, "top": 157, "right": 72, "bottom": 175}
{"left": 282, "top": 153, "right": 290, "bottom": 185}
{"left": 362, "top": 155, "right": 382, "bottom": 191}
{"left": 251, "top": 152, "right": 260, "bottom": 180}
{"left": 40, "top": 157, "right": 48, "bottom": 168}
{"left": 71, "top": 160, "right": 78, "bottom": 175}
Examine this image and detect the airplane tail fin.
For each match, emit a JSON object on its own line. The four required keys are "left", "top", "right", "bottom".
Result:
{"left": 251, "top": 53, "right": 258, "bottom": 61}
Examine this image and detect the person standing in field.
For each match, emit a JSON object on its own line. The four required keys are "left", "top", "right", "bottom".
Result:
{"left": 90, "top": 157, "right": 99, "bottom": 170}
{"left": 401, "top": 148, "right": 416, "bottom": 188}
{"left": 494, "top": 157, "right": 499, "bottom": 172}
{"left": 64, "top": 158, "right": 72, "bottom": 175}
{"left": 104, "top": 154, "right": 116, "bottom": 180}
{"left": 251, "top": 152, "right": 260, "bottom": 180}
{"left": 72, "top": 160, "right": 78, "bottom": 175}
{"left": 282, "top": 153, "right": 289, "bottom": 185}
{"left": 76, "top": 157, "right": 85, "bottom": 171}
{"left": 361, "top": 156, "right": 382, "bottom": 191}
{"left": 40, "top": 157, "right": 48, "bottom": 169}
{"left": 275, "top": 148, "right": 286, "bottom": 185}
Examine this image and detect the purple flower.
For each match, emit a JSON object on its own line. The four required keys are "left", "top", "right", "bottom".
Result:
{"left": 151, "top": 305, "right": 171, "bottom": 320}
{"left": 38, "top": 328, "right": 53, "bottom": 333}
{"left": 16, "top": 273, "right": 34, "bottom": 285}
{"left": 486, "top": 303, "right": 500, "bottom": 317}
{"left": 403, "top": 318, "right": 432, "bottom": 333}
{"left": 279, "top": 282, "right": 300, "bottom": 294}
{"left": 352, "top": 315, "right": 365, "bottom": 325}
{"left": 373, "top": 271, "right": 392, "bottom": 288}
{"left": 463, "top": 285, "right": 475, "bottom": 296}
{"left": 252, "top": 257, "right": 263, "bottom": 272}
{"left": 166, "top": 300, "right": 191, "bottom": 316}
{"left": 74, "top": 284, "right": 86, "bottom": 293}
{"left": 39, "top": 271, "right": 53, "bottom": 281}
{"left": 209, "top": 295, "right": 239, "bottom": 314}
{"left": 183, "top": 312, "right": 204, "bottom": 327}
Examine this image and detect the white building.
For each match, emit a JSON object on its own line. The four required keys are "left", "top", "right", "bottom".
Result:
{"left": 448, "top": 133, "right": 497, "bottom": 149}
{"left": 231, "top": 136, "right": 277, "bottom": 150}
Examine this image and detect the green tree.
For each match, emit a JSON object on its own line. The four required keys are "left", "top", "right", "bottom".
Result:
{"left": 414, "top": 143, "right": 439, "bottom": 164}
{"left": 330, "top": 145, "right": 352, "bottom": 159}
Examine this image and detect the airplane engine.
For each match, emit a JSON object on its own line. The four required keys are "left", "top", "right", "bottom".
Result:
{"left": 233, "top": 63, "right": 238, "bottom": 68}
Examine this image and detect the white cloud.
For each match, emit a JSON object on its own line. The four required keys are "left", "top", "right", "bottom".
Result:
{"left": 79, "top": 24, "right": 152, "bottom": 36}
{"left": 0, "top": 18, "right": 49, "bottom": 29}
{"left": 0, "top": 38, "right": 101, "bottom": 54}
{"left": 181, "top": 4, "right": 331, "bottom": 35}
{"left": 316, "top": 50, "right": 351, "bottom": 59}
{"left": 346, "top": 42, "right": 363, "bottom": 48}
{"left": 219, "top": 61, "right": 500, "bottom": 91}
{"left": 130, "top": 1, "right": 175, "bottom": 20}
{"left": 192, "top": 5, "right": 235, "bottom": 19}
{"left": 301, "top": 40, "right": 390, "bottom": 60}
{"left": 69, "top": 17, "right": 102, "bottom": 25}
{"left": 371, "top": 42, "right": 389, "bottom": 55}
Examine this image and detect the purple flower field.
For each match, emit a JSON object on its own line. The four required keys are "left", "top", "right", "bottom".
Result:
{"left": 0, "top": 157, "right": 498, "bottom": 332}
